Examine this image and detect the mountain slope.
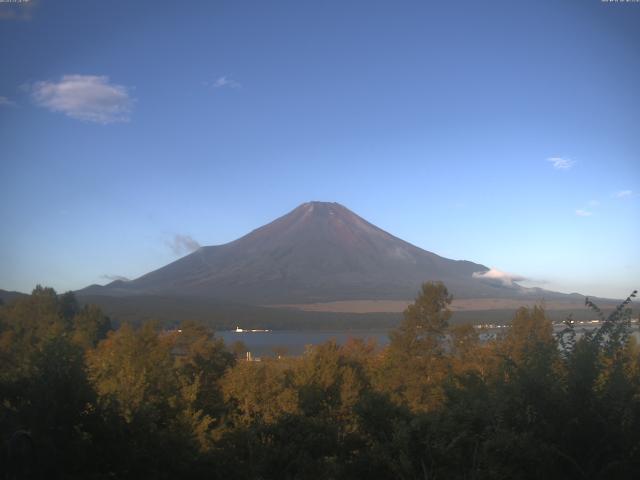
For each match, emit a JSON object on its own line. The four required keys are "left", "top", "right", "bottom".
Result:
{"left": 0, "top": 289, "right": 28, "bottom": 304}
{"left": 78, "top": 202, "right": 556, "bottom": 304}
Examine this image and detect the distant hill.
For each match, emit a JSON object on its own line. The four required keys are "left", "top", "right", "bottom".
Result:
{"left": 0, "top": 289, "right": 28, "bottom": 304}
{"left": 78, "top": 201, "right": 579, "bottom": 305}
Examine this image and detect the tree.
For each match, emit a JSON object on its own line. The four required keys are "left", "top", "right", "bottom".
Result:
{"left": 172, "top": 321, "right": 235, "bottom": 451}
{"left": 382, "top": 282, "right": 453, "bottom": 411}
{"left": 87, "top": 322, "right": 176, "bottom": 425}
{"left": 222, "top": 358, "right": 298, "bottom": 425}
{"left": 0, "top": 286, "right": 71, "bottom": 377}
{"left": 230, "top": 340, "right": 248, "bottom": 359}
{"left": 24, "top": 337, "right": 98, "bottom": 477}
{"left": 389, "top": 281, "right": 452, "bottom": 357}
{"left": 71, "top": 304, "right": 112, "bottom": 349}
{"left": 556, "top": 291, "right": 640, "bottom": 477}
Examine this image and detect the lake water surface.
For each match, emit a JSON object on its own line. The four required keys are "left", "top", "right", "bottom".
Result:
{"left": 217, "top": 324, "right": 640, "bottom": 358}
{"left": 217, "top": 330, "right": 390, "bottom": 357}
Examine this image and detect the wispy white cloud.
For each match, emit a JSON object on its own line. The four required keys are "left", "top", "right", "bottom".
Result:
{"left": 575, "top": 209, "right": 592, "bottom": 217}
{"left": 588, "top": 200, "right": 600, "bottom": 207}
{"left": 614, "top": 190, "right": 633, "bottom": 198}
{"left": 28, "top": 75, "right": 133, "bottom": 124}
{"left": 210, "top": 76, "right": 241, "bottom": 89}
{"left": 101, "top": 274, "right": 130, "bottom": 282}
{"left": 473, "top": 268, "right": 527, "bottom": 287}
{"left": 168, "top": 234, "right": 201, "bottom": 256}
{"left": 0, "top": 0, "right": 39, "bottom": 21}
{"left": 0, "top": 96, "right": 16, "bottom": 107}
{"left": 547, "top": 157, "right": 576, "bottom": 170}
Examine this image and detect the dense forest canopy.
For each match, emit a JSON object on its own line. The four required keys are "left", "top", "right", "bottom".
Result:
{"left": 0, "top": 283, "right": 638, "bottom": 479}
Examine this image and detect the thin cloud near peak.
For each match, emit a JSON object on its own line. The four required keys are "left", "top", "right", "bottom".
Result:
{"left": 472, "top": 268, "right": 528, "bottom": 287}
{"left": 168, "top": 234, "right": 201, "bottom": 256}
{"left": 547, "top": 157, "right": 576, "bottom": 170}
{"left": 101, "top": 274, "right": 130, "bottom": 282}
{"left": 28, "top": 74, "right": 133, "bottom": 124}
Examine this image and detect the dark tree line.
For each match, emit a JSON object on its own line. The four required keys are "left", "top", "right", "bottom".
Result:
{"left": 1, "top": 283, "right": 638, "bottom": 479}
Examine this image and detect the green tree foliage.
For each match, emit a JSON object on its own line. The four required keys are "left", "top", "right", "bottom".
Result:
{"left": 25, "top": 337, "right": 99, "bottom": 477}
{"left": 555, "top": 290, "right": 640, "bottom": 478}
{"left": 1, "top": 286, "right": 68, "bottom": 372}
{"left": 85, "top": 320, "right": 235, "bottom": 477}
{"left": 1, "top": 285, "right": 639, "bottom": 479}
{"left": 388, "top": 281, "right": 452, "bottom": 358}
{"left": 382, "top": 281, "right": 453, "bottom": 411}
{"left": 0, "top": 288, "right": 112, "bottom": 478}
{"left": 172, "top": 321, "right": 235, "bottom": 451}
{"left": 71, "top": 304, "right": 111, "bottom": 349}
{"left": 222, "top": 357, "right": 298, "bottom": 424}
{"left": 87, "top": 322, "right": 177, "bottom": 424}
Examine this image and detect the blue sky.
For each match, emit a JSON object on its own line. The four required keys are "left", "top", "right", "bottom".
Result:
{"left": 1, "top": 0, "right": 638, "bottom": 298}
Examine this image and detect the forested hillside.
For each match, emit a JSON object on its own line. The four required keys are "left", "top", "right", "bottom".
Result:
{"left": 1, "top": 284, "right": 638, "bottom": 479}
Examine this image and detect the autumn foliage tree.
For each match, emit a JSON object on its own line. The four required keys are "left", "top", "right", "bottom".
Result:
{"left": 0, "top": 285, "right": 638, "bottom": 479}
{"left": 381, "top": 281, "right": 453, "bottom": 411}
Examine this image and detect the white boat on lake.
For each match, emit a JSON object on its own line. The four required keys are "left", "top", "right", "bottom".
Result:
{"left": 234, "top": 326, "right": 271, "bottom": 333}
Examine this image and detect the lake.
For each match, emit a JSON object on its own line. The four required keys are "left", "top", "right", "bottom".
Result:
{"left": 217, "top": 329, "right": 390, "bottom": 357}
{"left": 216, "top": 324, "right": 640, "bottom": 358}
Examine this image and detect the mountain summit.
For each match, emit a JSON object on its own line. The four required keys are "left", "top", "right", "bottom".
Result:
{"left": 80, "top": 202, "right": 537, "bottom": 304}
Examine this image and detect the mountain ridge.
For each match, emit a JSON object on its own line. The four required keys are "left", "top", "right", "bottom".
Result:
{"left": 77, "top": 202, "right": 576, "bottom": 304}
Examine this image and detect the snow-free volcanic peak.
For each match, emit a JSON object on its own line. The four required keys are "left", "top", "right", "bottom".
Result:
{"left": 78, "top": 202, "right": 552, "bottom": 304}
